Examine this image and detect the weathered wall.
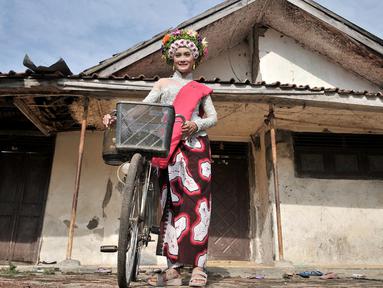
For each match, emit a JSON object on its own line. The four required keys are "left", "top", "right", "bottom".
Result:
{"left": 39, "top": 131, "right": 163, "bottom": 266}
{"left": 272, "top": 135, "right": 383, "bottom": 265}
{"left": 252, "top": 131, "right": 274, "bottom": 264}
{"left": 196, "top": 40, "right": 251, "bottom": 81}
{"left": 259, "top": 29, "right": 380, "bottom": 91}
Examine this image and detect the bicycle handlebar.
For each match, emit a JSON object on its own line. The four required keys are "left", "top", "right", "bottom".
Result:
{"left": 175, "top": 114, "right": 186, "bottom": 124}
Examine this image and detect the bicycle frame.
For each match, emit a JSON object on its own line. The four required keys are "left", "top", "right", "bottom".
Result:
{"left": 101, "top": 102, "right": 186, "bottom": 288}
{"left": 139, "top": 162, "right": 152, "bottom": 221}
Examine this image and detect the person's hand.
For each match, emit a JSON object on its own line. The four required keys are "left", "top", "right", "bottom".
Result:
{"left": 182, "top": 121, "right": 198, "bottom": 137}
{"left": 103, "top": 114, "right": 116, "bottom": 128}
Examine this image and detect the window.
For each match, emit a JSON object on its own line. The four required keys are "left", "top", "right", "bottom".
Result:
{"left": 293, "top": 133, "right": 383, "bottom": 179}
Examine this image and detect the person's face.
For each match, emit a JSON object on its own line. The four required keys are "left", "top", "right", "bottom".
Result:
{"left": 173, "top": 47, "right": 195, "bottom": 75}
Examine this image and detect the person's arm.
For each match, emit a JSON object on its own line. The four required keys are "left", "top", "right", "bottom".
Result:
{"left": 193, "top": 95, "right": 217, "bottom": 131}
{"left": 142, "top": 80, "right": 163, "bottom": 103}
{"left": 182, "top": 95, "right": 217, "bottom": 136}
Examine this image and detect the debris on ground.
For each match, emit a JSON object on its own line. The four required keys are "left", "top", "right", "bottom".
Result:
{"left": 95, "top": 267, "right": 112, "bottom": 274}
{"left": 320, "top": 272, "right": 338, "bottom": 279}
{"left": 352, "top": 273, "right": 367, "bottom": 279}
{"left": 247, "top": 274, "right": 265, "bottom": 279}
{"left": 297, "top": 270, "right": 323, "bottom": 278}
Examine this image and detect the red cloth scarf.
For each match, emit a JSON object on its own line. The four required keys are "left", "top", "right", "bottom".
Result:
{"left": 151, "top": 81, "right": 212, "bottom": 168}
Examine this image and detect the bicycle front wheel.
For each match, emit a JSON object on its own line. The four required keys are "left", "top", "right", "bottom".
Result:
{"left": 117, "top": 153, "right": 144, "bottom": 288}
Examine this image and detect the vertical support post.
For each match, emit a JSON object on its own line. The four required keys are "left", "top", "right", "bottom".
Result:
{"left": 66, "top": 97, "right": 89, "bottom": 260}
{"left": 268, "top": 105, "right": 284, "bottom": 260}
{"left": 249, "top": 25, "right": 260, "bottom": 83}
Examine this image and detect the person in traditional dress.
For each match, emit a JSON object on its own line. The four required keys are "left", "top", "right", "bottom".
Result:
{"left": 145, "top": 29, "right": 217, "bottom": 287}
{"left": 104, "top": 29, "right": 217, "bottom": 287}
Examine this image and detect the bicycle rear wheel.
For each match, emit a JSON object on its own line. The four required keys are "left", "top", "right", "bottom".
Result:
{"left": 117, "top": 153, "right": 144, "bottom": 288}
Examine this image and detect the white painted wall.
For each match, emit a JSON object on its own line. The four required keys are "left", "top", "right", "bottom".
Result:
{"left": 39, "top": 131, "right": 163, "bottom": 266}
{"left": 273, "top": 141, "right": 383, "bottom": 265}
{"left": 259, "top": 29, "right": 380, "bottom": 92}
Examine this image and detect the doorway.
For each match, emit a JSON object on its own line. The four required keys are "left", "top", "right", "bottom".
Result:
{"left": 208, "top": 141, "right": 251, "bottom": 260}
{"left": 0, "top": 136, "right": 54, "bottom": 263}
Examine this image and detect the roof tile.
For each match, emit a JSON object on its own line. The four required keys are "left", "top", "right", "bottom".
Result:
{"left": 0, "top": 71, "right": 382, "bottom": 98}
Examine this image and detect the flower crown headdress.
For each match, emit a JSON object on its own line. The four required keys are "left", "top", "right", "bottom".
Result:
{"left": 161, "top": 29, "right": 208, "bottom": 65}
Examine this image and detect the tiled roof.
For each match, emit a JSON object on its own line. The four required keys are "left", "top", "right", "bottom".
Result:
{"left": 0, "top": 70, "right": 382, "bottom": 98}
{"left": 0, "top": 70, "right": 69, "bottom": 78}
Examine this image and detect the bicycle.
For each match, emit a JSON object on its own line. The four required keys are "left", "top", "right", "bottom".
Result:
{"left": 100, "top": 101, "right": 184, "bottom": 288}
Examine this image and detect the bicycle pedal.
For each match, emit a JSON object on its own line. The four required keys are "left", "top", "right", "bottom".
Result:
{"left": 150, "top": 226, "right": 160, "bottom": 235}
{"left": 100, "top": 245, "right": 118, "bottom": 253}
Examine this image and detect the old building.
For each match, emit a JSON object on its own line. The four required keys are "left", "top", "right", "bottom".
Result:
{"left": 1, "top": 0, "right": 382, "bottom": 267}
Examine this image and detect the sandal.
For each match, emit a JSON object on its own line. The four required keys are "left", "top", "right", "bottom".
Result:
{"left": 189, "top": 267, "right": 208, "bottom": 287}
{"left": 147, "top": 268, "right": 183, "bottom": 287}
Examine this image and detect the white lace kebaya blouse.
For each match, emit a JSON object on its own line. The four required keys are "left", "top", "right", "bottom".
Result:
{"left": 143, "top": 71, "right": 217, "bottom": 137}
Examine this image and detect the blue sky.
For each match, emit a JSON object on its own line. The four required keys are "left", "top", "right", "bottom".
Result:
{"left": 1, "top": 0, "right": 382, "bottom": 74}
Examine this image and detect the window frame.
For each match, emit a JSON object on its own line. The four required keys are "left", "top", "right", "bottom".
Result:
{"left": 293, "top": 133, "right": 383, "bottom": 180}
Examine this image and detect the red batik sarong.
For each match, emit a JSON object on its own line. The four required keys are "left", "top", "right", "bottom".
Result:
{"left": 156, "top": 135, "right": 212, "bottom": 267}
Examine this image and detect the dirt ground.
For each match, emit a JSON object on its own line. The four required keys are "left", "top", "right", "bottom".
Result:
{"left": 1, "top": 273, "right": 383, "bottom": 288}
